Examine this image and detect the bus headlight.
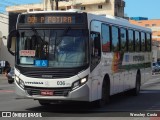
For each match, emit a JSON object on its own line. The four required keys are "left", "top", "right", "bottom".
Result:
{"left": 72, "top": 77, "right": 88, "bottom": 90}
{"left": 80, "top": 78, "right": 87, "bottom": 84}
{"left": 15, "top": 76, "right": 20, "bottom": 83}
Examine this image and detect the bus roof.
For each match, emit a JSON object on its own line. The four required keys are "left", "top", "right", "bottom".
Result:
{"left": 87, "top": 13, "right": 151, "bottom": 32}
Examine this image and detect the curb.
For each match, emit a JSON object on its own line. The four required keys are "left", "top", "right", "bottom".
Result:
{"left": 143, "top": 77, "right": 160, "bottom": 87}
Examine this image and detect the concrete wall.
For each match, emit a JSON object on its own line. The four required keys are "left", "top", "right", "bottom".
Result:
{"left": 0, "top": 14, "right": 15, "bottom": 67}
{"left": 6, "top": 3, "right": 43, "bottom": 12}
{"left": 6, "top": 0, "right": 117, "bottom": 17}
{"left": 78, "top": 2, "right": 114, "bottom": 15}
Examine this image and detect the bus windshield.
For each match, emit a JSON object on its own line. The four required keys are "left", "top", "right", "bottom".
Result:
{"left": 17, "top": 29, "right": 88, "bottom": 68}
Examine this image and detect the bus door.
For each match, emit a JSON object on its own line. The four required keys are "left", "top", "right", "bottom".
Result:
{"left": 90, "top": 31, "right": 102, "bottom": 101}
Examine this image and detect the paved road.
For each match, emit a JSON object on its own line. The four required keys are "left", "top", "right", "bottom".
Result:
{"left": 0, "top": 74, "right": 160, "bottom": 120}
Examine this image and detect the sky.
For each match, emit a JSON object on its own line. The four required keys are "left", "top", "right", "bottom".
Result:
{"left": 125, "top": 0, "right": 160, "bottom": 19}
{"left": 0, "top": 0, "right": 160, "bottom": 19}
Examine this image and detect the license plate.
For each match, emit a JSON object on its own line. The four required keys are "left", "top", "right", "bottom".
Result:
{"left": 40, "top": 90, "right": 54, "bottom": 96}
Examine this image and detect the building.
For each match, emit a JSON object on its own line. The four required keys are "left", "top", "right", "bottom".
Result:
{"left": 130, "top": 19, "right": 160, "bottom": 41}
{"left": 0, "top": 13, "right": 14, "bottom": 67}
{"left": 6, "top": 0, "right": 125, "bottom": 17}
{"left": 130, "top": 17, "right": 148, "bottom": 21}
{"left": 130, "top": 19, "right": 160, "bottom": 62}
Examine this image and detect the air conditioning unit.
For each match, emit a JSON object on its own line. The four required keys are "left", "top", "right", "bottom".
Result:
{"left": 119, "top": 0, "right": 125, "bottom": 7}
{"left": 105, "top": 0, "right": 110, "bottom": 2}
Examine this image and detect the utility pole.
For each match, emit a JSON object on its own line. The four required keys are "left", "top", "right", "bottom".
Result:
{"left": 55, "top": 0, "right": 58, "bottom": 10}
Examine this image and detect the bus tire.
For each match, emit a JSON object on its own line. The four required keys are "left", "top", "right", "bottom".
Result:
{"left": 95, "top": 80, "right": 110, "bottom": 107}
{"left": 132, "top": 73, "right": 141, "bottom": 96}
{"left": 38, "top": 100, "right": 50, "bottom": 106}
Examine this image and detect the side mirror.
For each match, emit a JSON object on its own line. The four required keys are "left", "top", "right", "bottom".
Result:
{"left": 7, "top": 30, "right": 19, "bottom": 56}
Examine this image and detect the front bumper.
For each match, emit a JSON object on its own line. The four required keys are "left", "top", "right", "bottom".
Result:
{"left": 15, "top": 81, "right": 89, "bottom": 101}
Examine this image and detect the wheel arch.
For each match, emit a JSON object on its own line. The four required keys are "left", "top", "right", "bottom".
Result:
{"left": 103, "top": 74, "right": 110, "bottom": 93}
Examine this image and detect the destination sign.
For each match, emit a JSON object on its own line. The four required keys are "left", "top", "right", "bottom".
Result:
{"left": 19, "top": 13, "right": 85, "bottom": 24}
{"left": 27, "top": 16, "right": 74, "bottom": 24}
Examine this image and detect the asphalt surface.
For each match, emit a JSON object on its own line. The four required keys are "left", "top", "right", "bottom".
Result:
{"left": 0, "top": 74, "right": 160, "bottom": 120}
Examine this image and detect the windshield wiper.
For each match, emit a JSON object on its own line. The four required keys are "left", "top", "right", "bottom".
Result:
{"left": 31, "top": 27, "right": 48, "bottom": 59}
{"left": 48, "top": 30, "right": 58, "bottom": 60}
{"left": 63, "top": 26, "right": 71, "bottom": 35}
{"left": 56, "top": 27, "right": 71, "bottom": 45}
{"left": 31, "top": 27, "right": 45, "bottom": 44}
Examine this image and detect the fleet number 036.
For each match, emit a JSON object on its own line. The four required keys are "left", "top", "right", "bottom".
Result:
{"left": 57, "top": 81, "right": 65, "bottom": 85}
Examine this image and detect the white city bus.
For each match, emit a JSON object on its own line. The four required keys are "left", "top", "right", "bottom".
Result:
{"left": 7, "top": 10, "right": 152, "bottom": 107}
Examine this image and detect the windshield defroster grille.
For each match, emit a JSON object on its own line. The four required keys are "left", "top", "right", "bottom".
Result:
{"left": 23, "top": 70, "right": 77, "bottom": 78}
{"left": 15, "top": 65, "right": 88, "bottom": 79}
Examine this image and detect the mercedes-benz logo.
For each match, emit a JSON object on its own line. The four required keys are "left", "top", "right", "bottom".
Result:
{"left": 44, "top": 81, "right": 49, "bottom": 86}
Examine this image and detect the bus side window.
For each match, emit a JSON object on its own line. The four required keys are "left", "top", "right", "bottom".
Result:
{"left": 141, "top": 32, "right": 145, "bottom": 52}
{"left": 128, "top": 30, "right": 134, "bottom": 52}
{"left": 111, "top": 26, "right": 119, "bottom": 52}
{"left": 120, "top": 28, "right": 127, "bottom": 52}
{"left": 24, "top": 37, "right": 31, "bottom": 50}
{"left": 102, "top": 24, "right": 110, "bottom": 52}
{"left": 146, "top": 33, "right": 151, "bottom": 51}
{"left": 135, "top": 31, "right": 140, "bottom": 52}
{"left": 94, "top": 36, "right": 101, "bottom": 56}
{"left": 90, "top": 32, "right": 101, "bottom": 69}
{"left": 90, "top": 32, "right": 101, "bottom": 57}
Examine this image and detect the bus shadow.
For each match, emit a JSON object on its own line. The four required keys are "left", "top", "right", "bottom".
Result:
{"left": 26, "top": 89, "right": 160, "bottom": 116}
{"left": 26, "top": 92, "right": 139, "bottom": 113}
{"left": 26, "top": 101, "right": 98, "bottom": 112}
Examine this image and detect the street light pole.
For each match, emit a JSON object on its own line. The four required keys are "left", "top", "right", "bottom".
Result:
{"left": 55, "top": 0, "right": 58, "bottom": 10}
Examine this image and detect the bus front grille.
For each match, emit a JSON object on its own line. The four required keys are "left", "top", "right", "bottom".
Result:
{"left": 25, "top": 86, "right": 71, "bottom": 96}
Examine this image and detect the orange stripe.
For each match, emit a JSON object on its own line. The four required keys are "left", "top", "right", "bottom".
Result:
{"left": 0, "top": 90, "right": 14, "bottom": 93}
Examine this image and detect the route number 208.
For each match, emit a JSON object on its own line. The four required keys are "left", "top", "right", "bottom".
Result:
{"left": 57, "top": 81, "right": 65, "bottom": 85}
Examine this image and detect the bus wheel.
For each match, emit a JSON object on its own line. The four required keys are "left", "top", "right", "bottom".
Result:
{"left": 8, "top": 80, "right": 14, "bottom": 84}
{"left": 38, "top": 100, "right": 50, "bottom": 106}
{"left": 95, "top": 80, "right": 110, "bottom": 107}
{"left": 132, "top": 73, "right": 141, "bottom": 96}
